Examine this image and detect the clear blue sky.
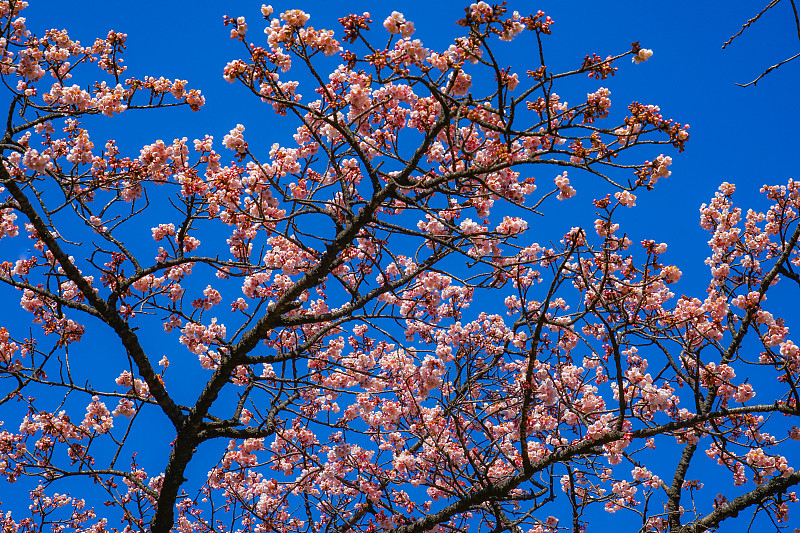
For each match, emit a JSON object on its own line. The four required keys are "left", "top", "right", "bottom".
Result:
{"left": 20, "top": 0, "right": 800, "bottom": 291}
{"left": 4, "top": 0, "right": 800, "bottom": 528}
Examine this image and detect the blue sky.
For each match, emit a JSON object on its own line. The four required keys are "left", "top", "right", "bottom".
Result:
{"left": 20, "top": 0, "right": 800, "bottom": 286}
{"left": 4, "top": 0, "right": 800, "bottom": 529}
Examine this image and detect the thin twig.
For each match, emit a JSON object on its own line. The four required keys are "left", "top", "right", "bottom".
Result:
{"left": 722, "top": 0, "right": 781, "bottom": 49}
{"left": 736, "top": 51, "right": 800, "bottom": 86}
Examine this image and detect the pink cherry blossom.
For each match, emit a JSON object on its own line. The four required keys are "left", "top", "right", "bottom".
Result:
{"left": 0, "top": 3, "right": 796, "bottom": 532}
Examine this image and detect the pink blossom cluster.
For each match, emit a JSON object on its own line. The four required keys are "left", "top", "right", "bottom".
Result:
{"left": 112, "top": 398, "right": 136, "bottom": 418}
{"left": 745, "top": 448, "right": 795, "bottom": 477}
{"left": 22, "top": 148, "right": 51, "bottom": 173}
{"left": 779, "top": 340, "right": 800, "bottom": 371}
{"left": 0, "top": 326, "right": 19, "bottom": 363}
{"left": 584, "top": 87, "right": 611, "bottom": 123}
{"left": 495, "top": 216, "right": 528, "bottom": 235}
{"left": 115, "top": 370, "right": 150, "bottom": 398}
{"left": 606, "top": 479, "right": 638, "bottom": 512}
{"left": 151, "top": 223, "right": 176, "bottom": 241}
{"left": 81, "top": 396, "right": 113, "bottom": 434}
{"left": 731, "top": 290, "right": 766, "bottom": 310}
{"left": 632, "top": 48, "right": 653, "bottom": 64}
{"left": 383, "top": 11, "right": 415, "bottom": 38}
{"left": 0, "top": 207, "right": 18, "bottom": 239}
{"left": 179, "top": 318, "right": 226, "bottom": 356}
{"left": 554, "top": 172, "right": 576, "bottom": 200}
{"left": 614, "top": 190, "right": 637, "bottom": 207}
{"left": 192, "top": 285, "right": 223, "bottom": 310}
{"left": 222, "top": 124, "right": 248, "bottom": 154}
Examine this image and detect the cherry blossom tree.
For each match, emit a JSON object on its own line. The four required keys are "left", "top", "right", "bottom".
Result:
{"left": 1, "top": 1, "right": 799, "bottom": 532}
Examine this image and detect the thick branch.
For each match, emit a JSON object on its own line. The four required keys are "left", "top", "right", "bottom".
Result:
{"left": 679, "top": 471, "right": 800, "bottom": 532}
{"left": 0, "top": 166, "right": 185, "bottom": 430}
